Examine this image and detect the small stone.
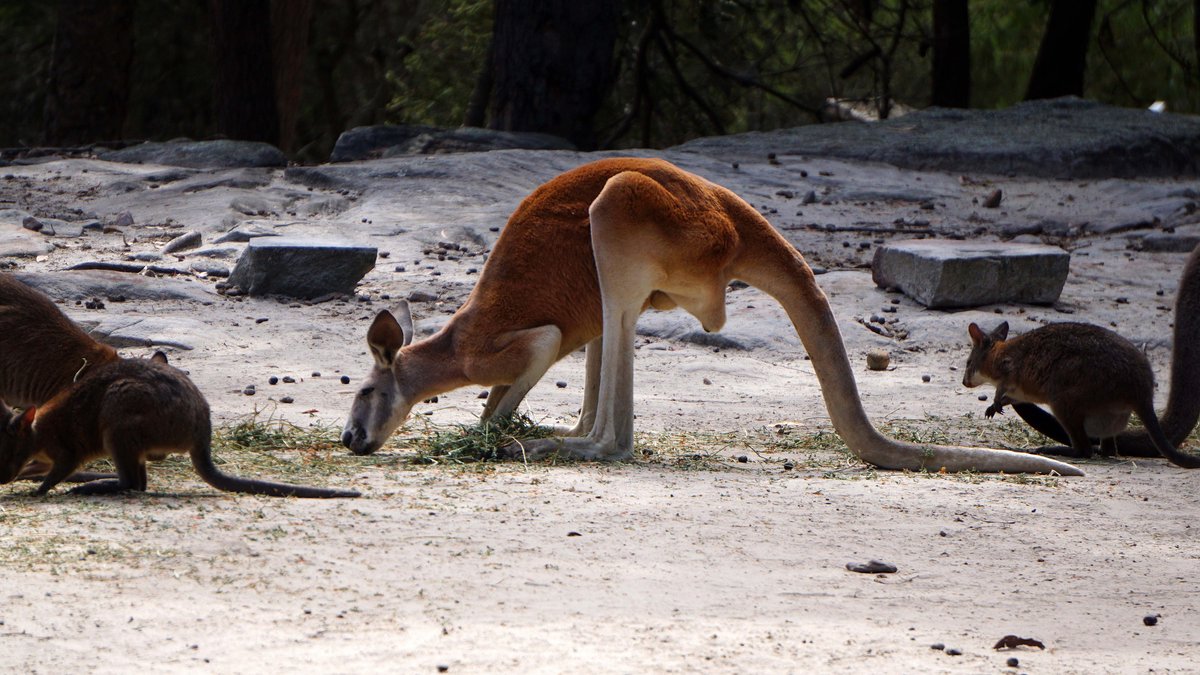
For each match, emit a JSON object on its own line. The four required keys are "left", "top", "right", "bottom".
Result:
{"left": 437, "top": 665, "right": 449, "bottom": 673}
{"left": 340, "top": 375, "right": 350, "bottom": 384}
{"left": 866, "top": 349, "right": 890, "bottom": 371}
{"left": 801, "top": 190, "right": 818, "bottom": 205}
{"left": 982, "top": 189, "right": 1002, "bottom": 208}
{"left": 977, "top": 394, "right": 988, "bottom": 401}
{"left": 555, "top": 380, "right": 567, "bottom": 388}
{"left": 930, "top": 643, "right": 945, "bottom": 651}
{"left": 477, "top": 390, "right": 489, "bottom": 399}
{"left": 255, "top": 317, "right": 269, "bottom": 324}
{"left": 737, "top": 455, "right": 748, "bottom": 463}
{"left": 243, "top": 387, "right": 256, "bottom": 396}
{"left": 282, "top": 376, "right": 296, "bottom": 384}
{"left": 1143, "top": 614, "right": 1159, "bottom": 626}
{"left": 782, "top": 461, "right": 794, "bottom": 470}
{"left": 268, "top": 376, "right": 279, "bottom": 385}
{"left": 921, "top": 374, "right": 932, "bottom": 383}
{"left": 280, "top": 396, "right": 294, "bottom": 403}
{"left": 311, "top": 372, "right": 321, "bottom": 378}
{"left": 945, "top": 648, "right": 963, "bottom": 656}
{"left": 702, "top": 377, "right": 712, "bottom": 385}
{"left": 1006, "top": 657, "right": 1019, "bottom": 668}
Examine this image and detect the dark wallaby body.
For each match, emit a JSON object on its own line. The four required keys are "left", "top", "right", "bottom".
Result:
{"left": 1, "top": 273, "right": 120, "bottom": 482}
{"left": 0, "top": 353, "right": 361, "bottom": 498}
{"left": 963, "top": 321, "right": 1200, "bottom": 468}
{"left": 1013, "top": 243, "right": 1200, "bottom": 454}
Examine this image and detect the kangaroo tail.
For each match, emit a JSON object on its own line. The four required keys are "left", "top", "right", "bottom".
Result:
{"left": 731, "top": 219, "right": 1082, "bottom": 476}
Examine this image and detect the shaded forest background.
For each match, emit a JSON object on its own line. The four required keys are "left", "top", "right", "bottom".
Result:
{"left": 2, "top": 0, "right": 1198, "bottom": 163}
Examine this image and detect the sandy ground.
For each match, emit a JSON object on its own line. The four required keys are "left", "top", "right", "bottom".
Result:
{"left": 1, "top": 149, "right": 1199, "bottom": 672}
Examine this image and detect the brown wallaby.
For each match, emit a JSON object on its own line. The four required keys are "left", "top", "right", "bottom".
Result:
{"left": 1, "top": 273, "right": 122, "bottom": 482}
{"left": 963, "top": 321, "right": 1200, "bottom": 468}
{"left": 1013, "top": 243, "right": 1200, "bottom": 455}
{"left": 0, "top": 352, "right": 361, "bottom": 498}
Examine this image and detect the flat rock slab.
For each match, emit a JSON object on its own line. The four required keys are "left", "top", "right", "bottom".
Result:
{"left": 0, "top": 230, "right": 54, "bottom": 257}
{"left": 674, "top": 97, "right": 1200, "bottom": 179}
{"left": 13, "top": 270, "right": 217, "bottom": 303}
{"left": 84, "top": 316, "right": 221, "bottom": 351}
{"left": 99, "top": 140, "right": 286, "bottom": 169}
{"left": 227, "top": 238, "right": 377, "bottom": 298}
{"left": 872, "top": 240, "right": 1070, "bottom": 308}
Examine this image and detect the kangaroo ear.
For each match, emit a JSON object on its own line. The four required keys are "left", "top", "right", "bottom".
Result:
{"left": 151, "top": 351, "right": 169, "bottom": 365}
{"left": 392, "top": 300, "right": 414, "bottom": 347}
{"left": 992, "top": 321, "right": 1010, "bottom": 342}
{"left": 367, "top": 308, "right": 406, "bottom": 368}
{"left": 967, "top": 322, "right": 986, "bottom": 346}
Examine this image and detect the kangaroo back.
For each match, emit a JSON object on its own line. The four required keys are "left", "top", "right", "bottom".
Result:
{"left": 0, "top": 274, "right": 118, "bottom": 408}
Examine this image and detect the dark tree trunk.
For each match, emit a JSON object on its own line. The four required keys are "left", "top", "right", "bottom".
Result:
{"left": 1025, "top": 0, "right": 1099, "bottom": 100}
{"left": 44, "top": 0, "right": 135, "bottom": 146}
{"left": 487, "top": 0, "right": 620, "bottom": 150}
{"left": 931, "top": 0, "right": 969, "bottom": 107}
{"left": 463, "top": 37, "right": 495, "bottom": 128}
{"left": 270, "top": 0, "right": 312, "bottom": 153}
{"left": 210, "top": 0, "right": 279, "bottom": 145}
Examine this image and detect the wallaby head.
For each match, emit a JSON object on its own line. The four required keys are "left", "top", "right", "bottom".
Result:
{"left": 0, "top": 400, "right": 37, "bottom": 484}
{"left": 342, "top": 303, "right": 415, "bottom": 455}
{"left": 963, "top": 321, "right": 1008, "bottom": 388}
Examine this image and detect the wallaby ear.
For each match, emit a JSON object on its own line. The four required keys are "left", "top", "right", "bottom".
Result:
{"left": 392, "top": 300, "right": 414, "bottom": 347}
{"left": 18, "top": 406, "right": 36, "bottom": 431}
{"left": 967, "top": 322, "right": 986, "bottom": 346}
{"left": 992, "top": 321, "right": 1010, "bottom": 342}
{"left": 151, "top": 351, "right": 169, "bottom": 365}
{"left": 367, "top": 308, "right": 407, "bottom": 368}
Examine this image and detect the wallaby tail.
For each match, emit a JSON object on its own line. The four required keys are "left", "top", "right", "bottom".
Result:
{"left": 190, "top": 422, "right": 361, "bottom": 498}
{"left": 732, "top": 226, "right": 1082, "bottom": 476}
{"left": 1139, "top": 402, "right": 1200, "bottom": 469}
{"left": 1013, "top": 403, "right": 1073, "bottom": 445}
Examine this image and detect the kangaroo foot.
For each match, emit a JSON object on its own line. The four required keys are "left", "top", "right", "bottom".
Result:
{"left": 69, "top": 479, "right": 133, "bottom": 495}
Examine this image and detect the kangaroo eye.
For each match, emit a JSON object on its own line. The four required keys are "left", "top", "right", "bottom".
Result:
{"left": 359, "top": 387, "right": 375, "bottom": 397}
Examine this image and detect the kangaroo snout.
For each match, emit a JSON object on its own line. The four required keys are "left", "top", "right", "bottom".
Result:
{"left": 341, "top": 423, "right": 378, "bottom": 456}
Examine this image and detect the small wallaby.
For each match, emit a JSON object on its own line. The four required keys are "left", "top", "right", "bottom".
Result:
{"left": 1013, "top": 243, "right": 1200, "bottom": 455}
{"left": 0, "top": 352, "right": 361, "bottom": 498}
{"left": 963, "top": 321, "right": 1200, "bottom": 468}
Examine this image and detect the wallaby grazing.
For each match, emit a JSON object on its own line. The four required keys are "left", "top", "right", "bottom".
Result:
{"left": 343, "top": 157, "right": 1081, "bottom": 475}
{"left": 0, "top": 352, "right": 361, "bottom": 498}
{"left": 963, "top": 321, "right": 1200, "bottom": 468}
{"left": 1, "top": 273, "right": 121, "bottom": 482}
{"left": 1013, "top": 243, "right": 1200, "bottom": 455}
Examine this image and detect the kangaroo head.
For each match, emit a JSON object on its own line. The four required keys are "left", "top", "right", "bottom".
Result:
{"left": 0, "top": 401, "right": 36, "bottom": 484}
{"left": 341, "top": 303, "right": 416, "bottom": 456}
{"left": 962, "top": 321, "right": 1008, "bottom": 388}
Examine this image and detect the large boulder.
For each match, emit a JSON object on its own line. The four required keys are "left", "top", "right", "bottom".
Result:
{"left": 872, "top": 240, "right": 1070, "bottom": 308}
{"left": 330, "top": 124, "right": 574, "bottom": 162}
{"left": 99, "top": 140, "right": 287, "bottom": 169}
{"left": 226, "top": 238, "right": 377, "bottom": 298}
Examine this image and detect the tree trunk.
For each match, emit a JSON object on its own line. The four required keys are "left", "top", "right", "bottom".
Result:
{"left": 487, "top": 0, "right": 620, "bottom": 150}
{"left": 270, "top": 0, "right": 312, "bottom": 153}
{"left": 210, "top": 0, "right": 280, "bottom": 145}
{"left": 43, "top": 0, "right": 135, "bottom": 146}
{"left": 931, "top": 0, "right": 969, "bottom": 107}
{"left": 1025, "top": 0, "right": 1098, "bottom": 100}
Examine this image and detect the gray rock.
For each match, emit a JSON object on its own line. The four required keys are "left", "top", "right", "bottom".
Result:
{"left": 229, "top": 195, "right": 276, "bottom": 216}
{"left": 1135, "top": 233, "right": 1200, "bottom": 253}
{"left": 161, "top": 230, "right": 202, "bottom": 254}
{"left": 22, "top": 216, "right": 84, "bottom": 237}
{"left": 13, "top": 270, "right": 217, "bottom": 303}
{"left": 872, "top": 240, "right": 1070, "bottom": 308}
{"left": 189, "top": 261, "right": 231, "bottom": 278}
{"left": 214, "top": 225, "right": 280, "bottom": 243}
{"left": 186, "top": 246, "right": 241, "bottom": 259}
{"left": 99, "top": 139, "right": 286, "bottom": 169}
{"left": 227, "top": 237, "right": 377, "bottom": 298}
{"left": 331, "top": 124, "right": 574, "bottom": 162}
{"left": 635, "top": 313, "right": 768, "bottom": 351}
{"left": 674, "top": 97, "right": 1200, "bottom": 179}
{"left": 126, "top": 251, "right": 164, "bottom": 262}
{"left": 87, "top": 316, "right": 220, "bottom": 350}
{"left": 0, "top": 208, "right": 34, "bottom": 225}
{"left": 0, "top": 230, "right": 54, "bottom": 257}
